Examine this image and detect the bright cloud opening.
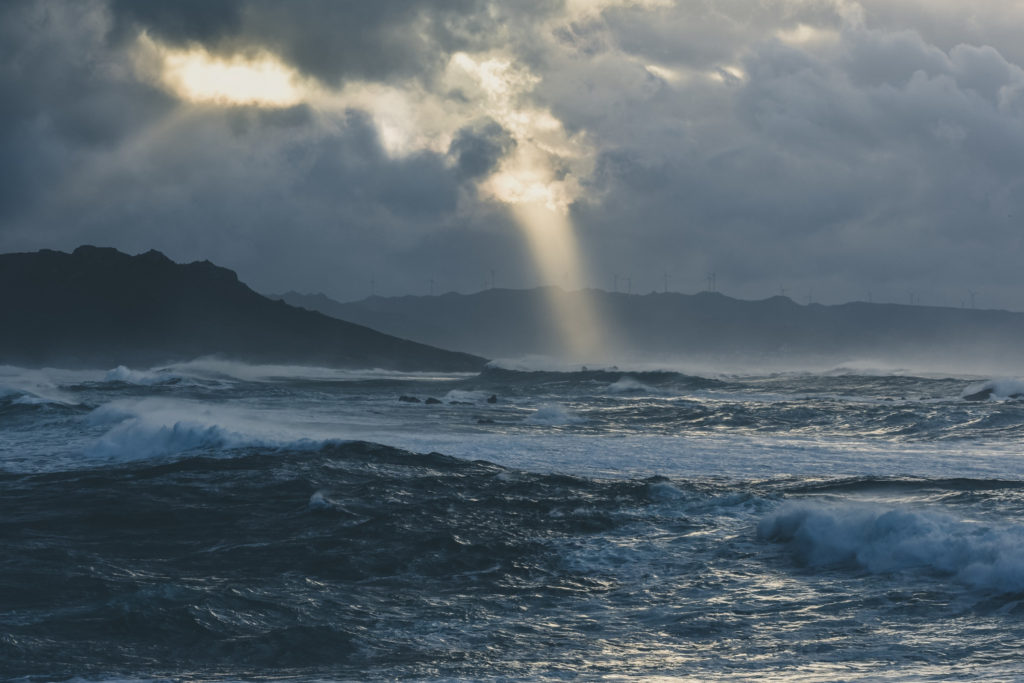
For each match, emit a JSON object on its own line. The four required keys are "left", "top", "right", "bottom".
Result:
{"left": 776, "top": 23, "right": 840, "bottom": 47}
{"left": 444, "top": 51, "right": 593, "bottom": 214}
{"left": 142, "top": 35, "right": 306, "bottom": 107}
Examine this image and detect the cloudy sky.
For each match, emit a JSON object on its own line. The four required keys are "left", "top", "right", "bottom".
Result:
{"left": 4, "top": 0, "right": 1024, "bottom": 310}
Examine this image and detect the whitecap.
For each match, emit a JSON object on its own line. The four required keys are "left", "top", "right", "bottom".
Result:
{"left": 83, "top": 398, "right": 342, "bottom": 461}
{"left": 608, "top": 376, "right": 655, "bottom": 394}
{"left": 524, "top": 404, "right": 585, "bottom": 425}
{"left": 962, "top": 378, "right": 1024, "bottom": 401}
{"left": 760, "top": 500, "right": 1024, "bottom": 593}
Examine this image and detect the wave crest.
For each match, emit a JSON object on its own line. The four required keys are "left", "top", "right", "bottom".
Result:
{"left": 84, "top": 399, "right": 339, "bottom": 461}
{"left": 759, "top": 501, "right": 1024, "bottom": 593}
{"left": 962, "top": 378, "right": 1024, "bottom": 401}
{"left": 524, "top": 404, "right": 585, "bottom": 425}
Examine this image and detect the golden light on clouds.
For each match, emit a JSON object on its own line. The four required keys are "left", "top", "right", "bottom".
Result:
{"left": 444, "top": 51, "right": 593, "bottom": 214}
{"left": 776, "top": 23, "right": 839, "bottom": 46}
{"left": 142, "top": 35, "right": 306, "bottom": 107}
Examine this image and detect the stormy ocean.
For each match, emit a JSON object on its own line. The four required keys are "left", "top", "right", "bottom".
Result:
{"left": 4, "top": 359, "right": 1024, "bottom": 681}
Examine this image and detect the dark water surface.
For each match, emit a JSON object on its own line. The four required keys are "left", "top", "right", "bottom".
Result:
{"left": 3, "top": 362, "right": 1024, "bottom": 680}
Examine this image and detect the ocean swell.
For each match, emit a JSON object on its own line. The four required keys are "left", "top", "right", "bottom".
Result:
{"left": 759, "top": 501, "right": 1024, "bottom": 593}
{"left": 84, "top": 399, "right": 338, "bottom": 461}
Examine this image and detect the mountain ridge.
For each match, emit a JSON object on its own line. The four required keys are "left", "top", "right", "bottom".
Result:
{"left": 0, "top": 246, "right": 486, "bottom": 371}
{"left": 272, "top": 287, "right": 1024, "bottom": 370}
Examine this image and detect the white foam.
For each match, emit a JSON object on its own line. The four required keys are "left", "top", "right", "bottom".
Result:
{"left": 0, "top": 366, "right": 82, "bottom": 405}
{"left": 12, "top": 393, "right": 69, "bottom": 406}
{"left": 759, "top": 501, "right": 1024, "bottom": 593}
{"left": 308, "top": 490, "right": 337, "bottom": 510}
{"left": 104, "top": 365, "right": 183, "bottom": 386}
{"left": 443, "top": 389, "right": 490, "bottom": 403}
{"left": 645, "top": 480, "right": 689, "bottom": 503}
{"left": 162, "top": 357, "right": 471, "bottom": 383}
{"left": 607, "top": 376, "right": 655, "bottom": 394}
{"left": 524, "top": 403, "right": 585, "bottom": 425}
{"left": 962, "top": 378, "right": 1024, "bottom": 400}
{"left": 486, "top": 355, "right": 995, "bottom": 380}
{"left": 486, "top": 357, "right": 599, "bottom": 372}
{"left": 83, "top": 398, "right": 341, "bottom": 461}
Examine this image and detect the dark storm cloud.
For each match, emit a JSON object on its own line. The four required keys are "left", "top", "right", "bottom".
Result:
{"left": 0, "top": 1, "right": 175, "bottom": 221}
{"left": 572, "top": 13, "right": 1024, "bottom": 305}
{"left": 297, "top": 111, "right": 459, "bottom": 220}
{"left": 449, "top": 121, "right": 517, "bottom": 180}
{"left": 109, "top": 0, "right": 244, "bottom": 46}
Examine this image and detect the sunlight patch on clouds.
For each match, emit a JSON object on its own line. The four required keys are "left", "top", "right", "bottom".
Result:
{"left": 303, "top": 49, "right": 593, "bottom": 215}
{"left": 137, "top": 30, "right": 597, "bottom": 215}
{"left": 709, "top": 64, "right": 746, "bottom": 84}
{"left": 645, "top": 63, "right": 685, "bottom": 84}
{"left": 140, "top": 34, "right": 307, "bottom": 107}
{"left": 315, "top": 82, "right": 453, "bottom": 157}
{"left": 646, "top": 62, "right": 746, "bottom": 86}
{"left": 776, "top": 23, "right": 840, "bottom": 46}
{"left": 445, "top": 52, "right": 593, "bottom": 214}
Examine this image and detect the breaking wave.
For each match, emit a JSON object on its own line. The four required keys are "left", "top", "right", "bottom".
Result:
{"left": 524, "top": 403, "right": 586, "bottom": 425}
{"left": 759, "top": 501, "right": 1024, "bottom": 593}
{"left": 607, "top": 375, "right": 656, "bottom": 394}
{"left": 962, "top": 378, "right": 1024, "bottom": 401}
{"left": 103, "top": 365, "right": 188, "bottom": 386}
{"left": 83, "top": 399, "right": 342, "bottom": 461}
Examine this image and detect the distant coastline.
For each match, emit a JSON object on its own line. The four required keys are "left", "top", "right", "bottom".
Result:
{"left": 272, "top": 287, "right": 1024, "bottom": 374}
{"left": 0, "top": 246, "right": 486, "bottom": 372}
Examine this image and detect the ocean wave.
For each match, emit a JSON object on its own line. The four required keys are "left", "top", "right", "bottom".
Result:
{"left": 759, "top": 501, "right": 1024, "bottom": 593}
{"left": 84, "top": 399, "right": 341, "bottom": 461}
{"left": 0, "top": 378, "right": 79, "bottom": 407}
{"left": 524, "top": 404, "right": 586, "bottom": 425}
{"left": 161, "top": 357, "right": 473, "bottom": 383}
{"left": 607, "top": 376, "right": 656, "bottom": 394}
{"left": 103, "top": 365, "right": 189, "bottom": 386}
{"left": 0, "top": 441, "right": 660, "bottom": 677}
{"left": 0, "top": 385, "right": 69, "bottom": 407}
{"left": 786, "top": 476, "right": 1024, "bottom": 495}
{"left": 479, "top": 365, "right": 725, "bottom": 391}
{"left": 962, "top": 378, "right": 1024, "bottom": 401}
{"left": 443, "top": 389, "right": 492, "bottom": 403}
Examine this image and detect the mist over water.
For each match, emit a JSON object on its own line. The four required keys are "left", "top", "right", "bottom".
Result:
{"left": 4, "top": 359, "right": 1024, "bottom": 680}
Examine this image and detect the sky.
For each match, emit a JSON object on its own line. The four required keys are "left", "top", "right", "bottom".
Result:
{"left": 3, "top": 0, "right": 1024, "bottom": 310}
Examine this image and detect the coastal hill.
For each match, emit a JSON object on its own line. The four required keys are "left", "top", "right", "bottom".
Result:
{"left": 274, "top": 287, "right": 1024, "bottom": 371}
{"left": 0, "top": 247, "right": 486, "bottom": 371}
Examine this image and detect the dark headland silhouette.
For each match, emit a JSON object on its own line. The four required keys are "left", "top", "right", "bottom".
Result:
{"left": 274, "top": 287, "right": 1024, "bottom": 371}
{"left": 0, "top": 247, "right": 485, "bottom": 371}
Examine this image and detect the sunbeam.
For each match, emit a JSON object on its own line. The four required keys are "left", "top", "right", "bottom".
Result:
{"left": 511, "top": 201, "right": 604, "bottom": 360}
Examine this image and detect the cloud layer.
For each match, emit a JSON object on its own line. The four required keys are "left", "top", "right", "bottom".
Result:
{"left": 3, "top": 0, "right": 1024, "bottom": 310}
